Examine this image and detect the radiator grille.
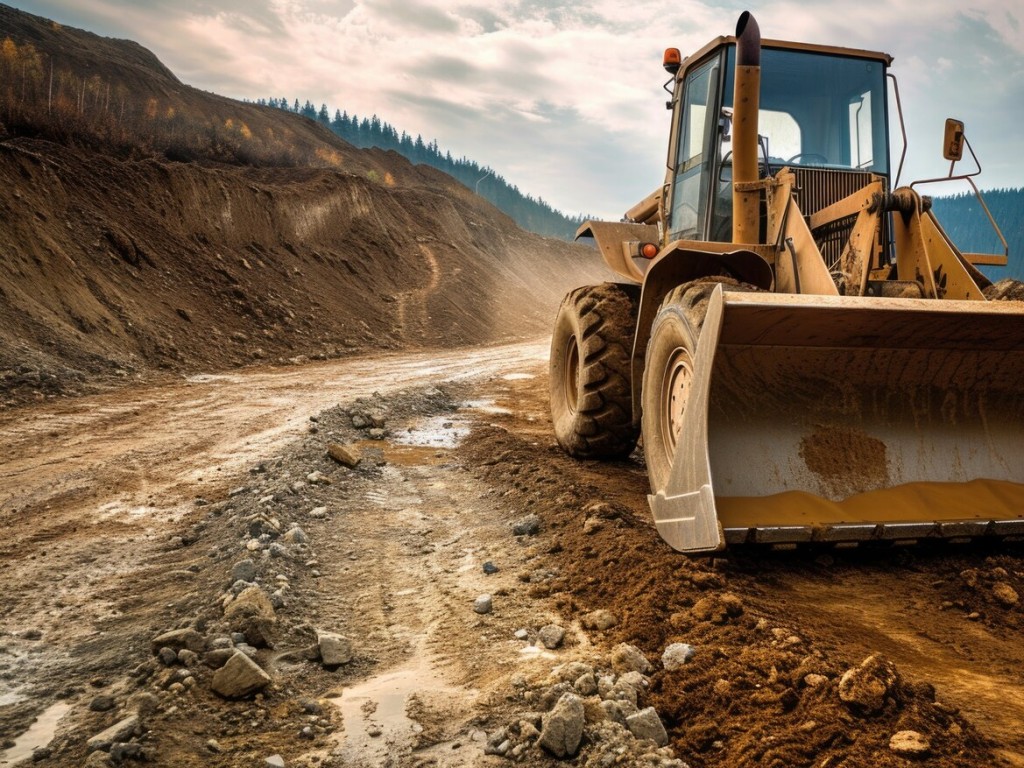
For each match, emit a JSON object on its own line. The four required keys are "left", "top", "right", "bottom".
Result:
{"left": 790, "top": 168, "right": 876, "bottom": 268}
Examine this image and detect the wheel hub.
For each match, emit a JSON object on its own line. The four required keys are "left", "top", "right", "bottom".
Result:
{"left": 662, "top": 348, "right": 693, "bottom": 452}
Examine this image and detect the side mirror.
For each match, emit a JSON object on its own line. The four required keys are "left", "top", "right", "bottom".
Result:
{"left": 943, "top": 118, "right": 964, "bottom": 162}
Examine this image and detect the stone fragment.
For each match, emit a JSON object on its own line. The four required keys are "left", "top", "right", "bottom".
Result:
{"left": 89, "top": 695, "right": 116, "bottom": 712}
{"left": 691, "top": 593, "right": 744, "bottom": 623}
{"left": 512, "top": 514, "right": 541, "bottom": 536}
{"left": 804, "top": 674, "right": 829, "bottom": 688}
{"left": 574, "top": 672, "right": 598, "bottom": 696}
{"left": 474, "top": 594, "right": 493, "bottom": 614}
{"left": 87, "top": 714, "right": 140, "bottom": 752}
{"left": 482, "top": 561, "right": 499, "bottom": 574}
{"left": 538, "top": 624, "right": 565, "bottom": 650}
{"left": 211, "top": 651, "right": 272, "bottom": 698}
{"left": 283, "top": 526, "right": 308, "bottom": 544}
{"left": 626, "top": 707, "right": 669, "bottom": 746}
{"left": 265, "top": 755, "right": 286, "bottom": 768}
{"left": 612, "top": 643, "right": 652, "bottom": 674}
{"left": 889, "top": 730, "right": 930, "bottom": 756}
{"left": 204, "top": 648, "right": 236, "bottom": 669}
{"left": 581, "top": 610, "right": 618, "bottom": 631}
{"left": 993, "top": 582, "right": 1019, "bottom": 607}
{"left": 662, "top": 643, "right": 696, "bottom": 671}
{"left": 317, "top": 632, "right": 354, "bottom": 666}
{"left": 539, "top": 693, "right": 585, "bottom": 758}
{"left": 838, "top": 654, "right": 903, "bottom": 715}
{"left": 327, "top": 443, "right": 362, "bottom": 468}
{"left": 231, "top": 559, "right": 257, "bottom": 583}
{"left": 224, "top": 585, "right": 277, "bottom": 648}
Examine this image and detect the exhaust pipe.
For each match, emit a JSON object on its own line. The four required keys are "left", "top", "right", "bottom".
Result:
{"left": 732, "top": 11, "right": 761, "bottom": 244}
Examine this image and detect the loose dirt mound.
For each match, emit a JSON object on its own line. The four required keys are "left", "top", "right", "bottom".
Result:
{"left": 0, "top": 5, "right": 610, "bottom": 407}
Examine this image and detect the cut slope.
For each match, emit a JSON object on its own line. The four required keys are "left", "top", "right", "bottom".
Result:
{"left": 0, "top": 5, "right": 612, "bottom": 405}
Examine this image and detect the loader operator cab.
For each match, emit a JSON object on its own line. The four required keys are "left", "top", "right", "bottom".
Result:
{"left": 667, "top": 41, "right": 891, "bottom": 244}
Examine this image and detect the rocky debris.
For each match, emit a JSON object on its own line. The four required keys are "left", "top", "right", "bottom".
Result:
{"left": 86, "top": 714, "right": 141, "bottom": 752}
{"left": 889, "top": 730, "right": 931, "bottom": 756}
{"left": 626, "top": 707, "right": 669, "bottom": 746}
{"left": 581, "top": 609, "right": 618, "bottom": 631}
{"left": 539, "top": 692, "right": 585, "bottom": 757}
{"left": 483, "top": 560, "right": 499, "bottom": 574}
{"left": 538, "top": 624, "right": 565, "bottom": 650}
{"left": 265, "top": 755, "right": 286, "bottom": 767}
{"left": 804, "top": 673, "right": 829, "bottom": 688}
{"left": 283, "top": 526, "right": 308, "bottom": 544}
{"left": 150, "top": 628, "right": 205, "bottom": 654}
{"left": 327, "top": 442, "right": 362, "bottom": 468}
{"left": 211, "top": 651, "right": 272, "bottom": 698}
{"left": 512, "top": 514, "right": 541, "bottom": 536}
{"left": 474, "top": 594, "right": 494, "bottom": 614}
{"left": 838, "top": 654, "right": 904, "bottom": 715}
{"left": 89, "top": 694, "right": 116, "bottom": 712}
{"left": 489, "top": 649, "right": 679, "bottom": 764}
{"left": 317, "top": 631, "right": 354, "bottom": 667}
{"left": 661, "top": 643, "right": 696, "bottom": 671}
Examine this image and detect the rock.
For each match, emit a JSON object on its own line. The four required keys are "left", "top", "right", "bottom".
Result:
{"left": 317, "top": 632, "right": 354, "bottom": 666}
{"left": 574, "top": 672, "right": 598, "bottom": 696}
{"left": 538, "top": 624, "right": 565, "bottom": 650}
{"left": 474, "top": 594, "right": 493, "bottom": 614}
{"left": 268, "top": 542, "right": 288, "bottom": 558}
{"left": 583, "top": 517, "right": 603, "bottom": 535}
{"left": 539, "top": 693, "right": 585, "bottom": 758}
{"left": 283, "top": 526, "right": 308, "bottom": 544}
{"left": 204, "top": 648, "right": 236, "bottom": 669}
{"left": 86, "top": 714, "right": 140, "bottom": 752}
{"left": 84, "top": 751, "right": 111, "bottom": 767}
{"left": 993, "top": 582, "right": 1019, "bottom": 607}
{"left": 306, "top": 471, "right": 331, "bottom": 485}
{"left": 889, "top": 730, "right": 930, "bottom": 756}
{"left": 150, "top": 628, "right": 205, "bottom": 655}
{"left": 224, "top": 585, "right": 277, "bottom": 648}
{"left": 626, "top": 707, "right": 669, "bottom": 746}
{"left": 662, "top": 643, "right": 696, "bottom": 671}
{"left": 482, "top": 561, "right": 499, "bottom": 574}
{"left": 231, "top": 559, "right": 257, "bottom": 583}
{"left": 600, "top": 699, "right": 638, "bottom": 725}
{"left": 109, "top": 743, "right": 147, "bottom": 762}
{"left": 211, "top": 651, "right": 272, "bottom": 698}
{"left": 804, "top": 673, "right": 829, "bottom": 688}
{"left": 89, "top": 695, "right": 116, "bottom": 712}
{"left": 127, "top": 692, "right": 158, "bottom": 717}
{"left": 178, "top": 649, "right": 199, "bottom": 667}
{"left": 691, "top": 593, "right": 744, "bottom": 623}
{"left": 581, "top": 610, "right": 618, "bottom": 631}
{"left": 512, "top": 514, "right": 541, "bottom": 536}
{"left": 514, "top": 628, "right": 529, "bottom": 640}
{"left": 157, "top": 647, "right": 178, "bottom": 666}
{"left": 611, "top": 643, "right": 652, "bottom": 674}
{"left": 473, "top": 598, "right": 493, "bottom": 618}
{"left": 206, "top": 739, "right": 221, "bottom": 753}
{"left": 327, "top": 443, "right": 362, "bottom": 468}
{"left": 265, "top": 755, "right": 286, "bottom": 768}
{"left": 838, "top": 654, "right": 903, "bottom": 715}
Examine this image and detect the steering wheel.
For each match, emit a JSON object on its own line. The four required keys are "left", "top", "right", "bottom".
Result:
{"left": 785, "top": 152, "right": 829, "bottom": 165}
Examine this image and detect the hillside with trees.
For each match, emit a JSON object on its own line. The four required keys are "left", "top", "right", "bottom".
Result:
{"left": 931, "top": 188, "right": 1024, "bottom": 279}
{"left": 255, "top": 98, "right": 587, "bottom": 240}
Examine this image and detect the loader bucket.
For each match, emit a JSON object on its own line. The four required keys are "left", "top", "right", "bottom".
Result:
{"left": 649, "top": 285, "right": 1024, "bottom": 553}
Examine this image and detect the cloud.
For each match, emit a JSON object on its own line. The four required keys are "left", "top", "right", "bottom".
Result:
{"left": 10, "top": 0, "right": 1024, "bottom": 218}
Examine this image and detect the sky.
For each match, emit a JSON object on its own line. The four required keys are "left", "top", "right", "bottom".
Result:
{"left": 9, "top": 0, "right": 1024, "bottom": 220}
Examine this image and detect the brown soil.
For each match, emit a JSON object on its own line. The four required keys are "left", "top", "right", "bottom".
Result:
{"left": 3, "top": 6, "right": 1024, "bottom": 768}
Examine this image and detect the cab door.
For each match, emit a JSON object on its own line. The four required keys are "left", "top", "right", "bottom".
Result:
{"left": 667, "top": 53, "right": 725, "bottom": 242}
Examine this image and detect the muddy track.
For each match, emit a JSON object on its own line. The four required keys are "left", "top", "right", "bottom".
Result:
{"left": 2, "top": 342, "right": 1023, "bottom": 767}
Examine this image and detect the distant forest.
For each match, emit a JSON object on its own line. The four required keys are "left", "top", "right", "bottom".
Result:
{"left": 255, "top": 98, "right": 1023, "bottom": 264}
{"left": 254, "top": 98, "right": 587, "bottom": 240}
{"left": 930, "top": 188, "right": 1024, "bottom": 279}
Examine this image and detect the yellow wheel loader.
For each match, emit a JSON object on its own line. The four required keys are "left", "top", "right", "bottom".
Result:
{"left": 550, "top": 11, "right": 1024, "bottom": 553}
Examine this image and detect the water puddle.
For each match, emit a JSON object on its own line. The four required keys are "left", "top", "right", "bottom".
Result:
{"left": 0, "top": 702, "right": 71, "bottom": 767}
{"left": 394, "top": 416, "right": 469, "bottom": 449}
{"left": 501, "top": 373, "right": 535, "bottom": 381}
{"left": 463, "top": 398, "right": 511, "bottom": 415}
{"left": 329, "top": 651, "right": 470, "bottom": 765}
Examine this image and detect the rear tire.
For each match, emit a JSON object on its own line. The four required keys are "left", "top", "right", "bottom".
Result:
{"left": 549, "top": 283, "right": 640, "bottom": 459}
{"left": 641, "top": 278, "right": 758, "bottom": 493}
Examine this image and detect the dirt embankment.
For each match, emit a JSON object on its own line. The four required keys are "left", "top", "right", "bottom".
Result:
{"left": 0, "top": 4, "right": 610, "bottom": 408}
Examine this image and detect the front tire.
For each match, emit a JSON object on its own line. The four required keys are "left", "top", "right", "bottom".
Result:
{"left": 641, "top": 279, "right": 757, "bottom": 493}
{"left": 549, "top": 283, "right": 640, "bottom": 459}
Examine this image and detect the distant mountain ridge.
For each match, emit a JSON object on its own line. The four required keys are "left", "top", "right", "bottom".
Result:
{"left": 254, "top": 98, "right": 587, "bottom": 240}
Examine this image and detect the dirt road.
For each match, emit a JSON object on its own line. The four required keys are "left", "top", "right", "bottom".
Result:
{"left": 2, "top": 341, "right": 1023, "bottom": 767}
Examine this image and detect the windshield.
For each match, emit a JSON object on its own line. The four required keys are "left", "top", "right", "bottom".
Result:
{"left": 722, "top": 46, "right": 889, "bottom": 173}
